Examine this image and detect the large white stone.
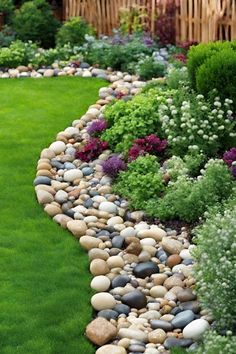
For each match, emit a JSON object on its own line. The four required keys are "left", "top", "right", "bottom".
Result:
{"left": 90, "top": 276, "right": 111, "bottom": 292}
{"left": 99, "top": 202, "right": 117, "bottom": 214}
{"left": 91, "top": 292, "right": 116, "bottom": 311}
{"left": 64, "top": 169, "right": 83, "bottom": 182}
{"left": 183, "top": 319, "right": 210, "bottom": 340}
{"left": 120, "top": 227, "right": 136, "bottom": 238}
{"left": 49, "top": 141, "right": 66, "bottom": 154}
{"left": 118, "top": 328, "right": 148, "bottom": 342}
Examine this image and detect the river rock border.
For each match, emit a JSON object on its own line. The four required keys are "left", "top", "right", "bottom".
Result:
{"left": 33, "top": 67, "right": 212, "bottom": 354}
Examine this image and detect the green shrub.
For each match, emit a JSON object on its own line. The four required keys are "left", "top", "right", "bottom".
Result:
{"left": 193, "top": 202, "right": 236, "bottom": 331}
{"left": 0, "top": 0, "right": 14, "bottom": 23}
{"left": 166, "top": 65, "right": 189, "bottom": 89}
{"left": 196, "top": 49, "right": 236, "bottom": 113}
{"left": 113, "top": 155, "right": 165, "bottom": 210}
{"left": 56, "top": 17, "right": 94, "bottom": 47}
{"left": 137, "top": 57, "right": 165, "bottom": 80}
{"left": 187, "top": 41, "right": 235, "bottom": 89}
{"left": 12, "top": 0, "right": 60, "bottom": 48}
{"left": 0, "top": 25, "right": 15, "bottom": 47}
{"left": 0, "top": 40, "right": 37, "bottom": 67}
{"left": 158, "top": 88, "right": 236, "bottom": 156}
{"left": 154, "top": 159, "right": 233, "bottom": 222}
{"left": 195, "top": 331, "right": 236, "bottom": 354}
{"left": 102, "top": 88, "right": 171, "bottom": 153}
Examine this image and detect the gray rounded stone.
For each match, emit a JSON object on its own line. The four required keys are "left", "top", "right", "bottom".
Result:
{"left": 34, "top": 176, "right": 51, "bottom": 186}
{"left": 111, "top": 275, "right": 130, "bottom": 289}
{"left": 97, "top": 309, "right": 119, "bottom": 320}
{"left": 172, "top": 310, "right": 195, "bottom": 329}
{"left": 133, "top": 262, "right": 159, "bottom": 279}
{"left": 121, "top": 290, "right": 147, "bottom": 310}
{"left": 150, "top": 320, "right": 173, "bottom": 331}
{"left": 113, "top": 303, "right": 130, "bottom": 315}
{"left": 164, "top": 338, "right": 193, "bottom": 349}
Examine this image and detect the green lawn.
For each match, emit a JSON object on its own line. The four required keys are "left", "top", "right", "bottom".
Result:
{"left": 0, "top": 77, "right": 106, "bottom": 354}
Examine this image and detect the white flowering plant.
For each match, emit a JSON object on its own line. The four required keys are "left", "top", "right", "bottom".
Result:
{"left": 158, "top": 88, "right": 236, "bottom": 157}
{"left": 193, "top": 202, "right": 236, "bottom": 332}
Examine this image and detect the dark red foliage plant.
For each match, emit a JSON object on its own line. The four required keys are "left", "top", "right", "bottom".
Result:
{"left": 223, "top": 147, "right": 236, "bottom": 178}
{"left": 128, "top": 134, "right": 168, "bottom": 161}
{"left": 75, "top": 138, "right": 109, "bottom": 162}
{"left": 156, "top": 0, "right": 176, "bottom": 45}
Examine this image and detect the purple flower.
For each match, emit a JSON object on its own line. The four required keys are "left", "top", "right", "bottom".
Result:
{"left": 87, "top": 119, "right": 108, "bottom": 136}
{"left": 143, "top": 35, "right": 154, "bottom": 47}
{"left": 102, "top": 155, "right": 127, "bottom": 177}
{"left": 223, "top": 147, "right": 236, "bottom": 179}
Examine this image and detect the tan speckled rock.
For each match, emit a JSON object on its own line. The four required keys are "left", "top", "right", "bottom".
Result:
{"left": 162, "top": 237, "right": 184, "bottom": 255}
{"left": 79, "top": 236, "right": 102, "bottom": 250}
{"left": 44, "top": 204, "right": 61, "bottom": 217}
{"left": 86, "top": 317, "right": 117, "bottom": 345}
{"left": 67, "top": 220, "right": 87, "bottom": 237}
{"left": 36, "top": 190, "right": 54, "bottom": 204}
{"left": 148, "top": 329, "right": 166, "bottom": 344}
{"left": 90, "top": 259, "right": 110, "bottom": 276}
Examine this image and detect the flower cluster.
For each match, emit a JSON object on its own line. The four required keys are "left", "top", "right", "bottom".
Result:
{"left": 158, "top": 91, "right": 236, "bottom": 156}
{"left": 102, "top": 155, "right": 127, "bottom": 177}
{"left": 223, "top": 147, "right": 236, "bottom": 178}
{"left": 75, "top": 138, "right": 108, "bottom": 162}
{"left": 128, "top": 134, "right": 167, "bottom": 161}
{"left": 87, "top": 119, "right": 108, "bottom": 136}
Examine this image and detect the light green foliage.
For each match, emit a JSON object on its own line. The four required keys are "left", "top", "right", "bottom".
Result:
{"left": 166, "top": 65, "right": 189, "bottom": 89}
{"left": 154, "top": 159, "right": 233, "bottom": 222}
{"left": 0, "top": 40, "right": 37, "bottom": 67}
{"left": 196, "top": 49, "right": 236, "bottom": 113}
{"left": 119, "top": 6, "right": 144, "bottom": 34}
{"left": 102, "top": 88, "right": 171, "bottom": 153}
{"left": 137, "top": 57, "right": 165, "bottom": 80}
{"left": 158, "top": 89, "right": 235, "bottom": 156}
{"left": 194, "top": 331, "right": 236, "bottom": 354}
{"left": 113, "top": 155, "right": 165, "bottom": 210}
{"left": 56, "top": 17, "right": 94, "bottom": 47}
{"left": 83, "top": 35, "right": 156, "bottom": 72}
{"left": 193, "top": 202, "right": 236, "bottom": 330}
{"left": 12, "top": 0, "right": 60, "bottom": 48}
{"left": 0, "top": 77, "right": 106, "bottom": 354}
{"left": 187, "top": 41, "right": 236, "bottom": 89}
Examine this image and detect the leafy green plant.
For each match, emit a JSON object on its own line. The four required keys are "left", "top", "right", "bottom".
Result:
{"left": 0, "top": 25, "right": 15, "bottom": 47}
{"left": 12, "top": 0, "right": 60, "bottom": 48}
{"left": 113, "top": 155, "right": 165, "bottom": 210}
{"left": 102, "top": 88, "right": 170, "bottom": 153}
{"left": 56, "top": 16, "right": 94, "bottom": 47}
{"left": 154, "top": 159, "right": 233, "bottom": 222}
{"left": 193, "top": 202, "right": 236, "bottom": 331}
{"left": 196, "top": 49, "right": 236, "bottom": 113}
{"left": 166, "top": 65, "right": 189, "bottom": 89}
{"left": 195, "top": 331, "right": 236, "bottom": 354}
{"left": 0, "top": 0, "right": 14, "bottom": 23}
{"left": 187, "top": 41, "right": 236, "bottom": 89}
{"left": 137, "top": 57, "right": 165, "bottom": 80}
{"left": 119, "top": 5, "right": 145, "bottom": 34}
{"left": 158, "top": 88, "right": 236, "bottom": 157}
{"left": 0, "top": 40, "right": 37, "bottom": 67}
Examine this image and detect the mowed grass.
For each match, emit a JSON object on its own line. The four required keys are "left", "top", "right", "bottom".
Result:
{"left": 0, "top": 77, "right": 106, "bottom": 354}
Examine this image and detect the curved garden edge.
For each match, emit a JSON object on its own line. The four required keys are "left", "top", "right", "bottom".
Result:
{"left": 31, "top": 66, "right": 211, "bottom": 354}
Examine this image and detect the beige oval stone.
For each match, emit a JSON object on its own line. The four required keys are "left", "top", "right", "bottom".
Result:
{"left": 36, "top": 169, "right": 53, "bottom": 178}
{"left": 164, "top": 275, "right": 184, "bottom": 290}
{"left": 148, "top": 329, "right": 166, "bottom": 344}
{"left": 89, "top": 248, "right": 109, "bottom": 261}
{"left": 107, "top": 256, "right": 124, "bottom": 269}
{"left": 80, "top": 236, "right": 102, "bottom": 251}
{"left": 150, "top": 285, "right": 168, "bottom": 298}
{"left": 53, "top": 214, "right": 72, "bottom": 228}
{"left": 90, "top": 259, "right": 109, "bottom": 276}
{"left": 36, "top": 190, "right": 54, "bottom": 204}
{"left": 35, "top": 185, "right": 56, "bottom": 195}
{"left": 37, "top": 162, "right": 52, "bottom": 171}
{"left": 96, "top": 345, "right": 127, "bottom": 354}
{"left": 138, "top": 228, "right": 166, "bottom": 241}
{"left": 90, "top": 275, "right": 111, "bottom": 292}
{"left": 91, "top": 292, "right": 116, "bottom": 311}
{"left": 40, "top": 148, "right": 55, "bottom": 159}
{"left": 44, "top": 204, "right": 61, "bottom": 217}
{"left": 161, "top": 237, "right": 184, "bottom": 255}
{"left": 67, "top": 220, "right": 87, "bottom": 238}
{"left": 118, "top": 328, "right": 148, "bottom": 342}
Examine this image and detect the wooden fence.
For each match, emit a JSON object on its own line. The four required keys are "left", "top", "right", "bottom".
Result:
{"left": 63, "top": 0, "right": 236, "bottom": 42}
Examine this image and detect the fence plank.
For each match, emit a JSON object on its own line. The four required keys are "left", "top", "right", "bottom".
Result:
{"left": 63, "top": 0, "right": 236, "bottom": 42}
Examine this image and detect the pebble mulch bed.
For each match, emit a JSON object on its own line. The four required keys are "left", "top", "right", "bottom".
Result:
{"left": 33, "top": 66, "right": 212, "bottom": 354}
